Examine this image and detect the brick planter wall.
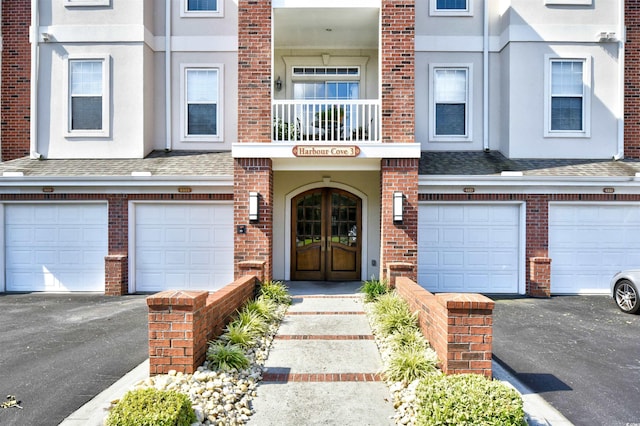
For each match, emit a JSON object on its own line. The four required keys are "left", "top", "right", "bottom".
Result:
{"left": 146, "top": 275, "right": 258, "bottom": 375}
{"left": 395, "top": 276, "right": 494, "bottom": 377}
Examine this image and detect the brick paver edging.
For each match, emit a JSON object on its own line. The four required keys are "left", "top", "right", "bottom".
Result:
{"left": 262, "top": 372, "right": 384, "bottom": 383}
{"left": 275, "top": 335, "right": 374, "bottom": 340}
{"left": 285, "top": 311, "right": 365, "bottom": 315}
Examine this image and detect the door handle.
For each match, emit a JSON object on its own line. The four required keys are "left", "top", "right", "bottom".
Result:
{"left": 321, "top": 236, "right": 325, "bottom": 252}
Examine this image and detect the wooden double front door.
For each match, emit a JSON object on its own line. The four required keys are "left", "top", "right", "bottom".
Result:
{"left": 291, "top": 188, "right": 361, "bottom": 281}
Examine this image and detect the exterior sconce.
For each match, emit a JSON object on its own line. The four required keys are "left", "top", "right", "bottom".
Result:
{"left": 393, "top": 192, "right": 403, "bottom": 223}
{"left": 249, "top": 192, "right": 260, "bottom": 222}
{"left": 275, "top": 76, "right": 282, "bottom": 92}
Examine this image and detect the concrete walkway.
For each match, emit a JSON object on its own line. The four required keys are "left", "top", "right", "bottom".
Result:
{"left": 248, "top": 281, "right": 396, "bottom": 425}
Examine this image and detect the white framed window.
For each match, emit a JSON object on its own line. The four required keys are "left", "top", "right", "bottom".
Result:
{"left": 181, "top": 0, "right": 223, "bottom": 18}
{"left": 429, "top": 64, "right": 472, "bottom": 142}
{"left": 65, "top": 55, "right": 110, "bottom": 137}
{"left": 181, "top": 65, "right": 223, "bottom": 142}
{"left": 430, "top": 0, "right": 472, "bottom": 16}
{"left": 64, "top": 0, "right": 110, "bottom": 6}
{"left": 544, "top": 56, "right": 591, "bottom": 138}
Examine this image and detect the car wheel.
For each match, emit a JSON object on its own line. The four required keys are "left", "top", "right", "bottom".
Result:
{"left": 614, "top": 279, "right": 640, "bottom": 314}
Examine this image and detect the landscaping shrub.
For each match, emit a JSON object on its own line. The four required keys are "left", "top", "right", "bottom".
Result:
{"left": 259, "top": 280, "right": 292, "bottom": 305}
{"left": 385, "top": 347, "right": 439, "bottom": 383}
{"left": 220, "top": 321, "right": 257, "bottom": 348}
{"left": 372, "top": 292, "right": 418, "bottom": 336}
{"left": 415, "top": 373, "right": 526, "bottom": 426}
{"left": 360, "top": 277, "right": 389, "bottom": 302}
{"left": 206, "top": 342, "right": 250, "bottom": 371}
{"left": 105, "top": 388, "right": 196, "bottom": 426}
{"left": 245, "top": 297, "right": 278, "bottom": 322}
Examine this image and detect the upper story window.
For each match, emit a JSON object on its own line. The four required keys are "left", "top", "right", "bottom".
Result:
{"left": 544, "top": 57, "right": 591, "bottom": 138}
{"left": 430, "top": 0, "right": 472, "bottom": 16}
{"left": 429, "top": 65, "right": 472, "bottom": 141}
{"left": 66, "top": 56, "right": 110, "bottom": 137}
{"left": 182, "top": 0, "right": 223, "bottom": 17}
{"left": 182, "top": 66, "right": 223, "bottom": 141}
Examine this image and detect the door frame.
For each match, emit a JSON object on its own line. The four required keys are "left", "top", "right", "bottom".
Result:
{"left": 284, "top": 182, "right": 368, "bottom": 281}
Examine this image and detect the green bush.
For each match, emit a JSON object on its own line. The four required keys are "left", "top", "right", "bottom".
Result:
{"left": 385, "top": 347, "right": 439, "bottom": 383}
{"left": 360, "top": 277, "right": 389, "bottom": 302}
{"left": 105, "top": 388, "right": 196, "bottom": 426}
{"left": 220, "top": 321, "right": 257, "bottom": 348}
{"left": 259, "top": 280, "right": 292, "bottom": 305}
{"left": 245, "top": 297, "right": 278, "bottom": 322}
{"left": 372, "top": 293, "right": 418, "bottom": 336}
{"left": 389, "top": 327, "right": 427, "bottom": 352}
{"left": 234, "top": 309, "right": 269, "bottom": 335}
{"left": 206, "top": 342, "right": 250, "bottom": 371}
{"left": 415, "top": 373, "right": 526, "bottom": 426}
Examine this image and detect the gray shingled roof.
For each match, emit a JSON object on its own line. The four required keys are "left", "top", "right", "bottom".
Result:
{"left": 419, "top": 151, "right": 640, "bottom": 177}
{"left": 0, "top": 150, "right": 637, "bottom": 179}
{"left": 0, "top": 151, "right": 234, "bottom": 177}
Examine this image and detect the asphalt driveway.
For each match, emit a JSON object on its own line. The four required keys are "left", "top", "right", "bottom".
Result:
{"left": 0, "top": 293, "right": 149, "bottom": 426}
{"left": 493, "top": 295, "right": 640, "bottom": 426}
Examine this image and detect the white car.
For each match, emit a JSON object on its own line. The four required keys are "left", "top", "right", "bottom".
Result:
{"left": 610, "top": 270, "right": 640, "bottom": 314}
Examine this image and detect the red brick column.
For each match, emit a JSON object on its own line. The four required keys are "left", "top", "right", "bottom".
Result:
{"left": 1, "top": 0, "right": 31, "bottom": 160}
{"left": 238, "top": 0, "right": 271, "bottom": 144}
{"left": 380, "top": 159, "right": 418, "bottom": 282}
{"left": 147, "top": 290, "right": 209, "bottom": 375}
{"left": 529, "top": 257, "right": 552, "bottom": 298}
{"left": 381, "top": 0, "right": 415, "bottom": 144}
{"left": 396, "top": 277, "right": 494, "bottom": 377}
{"left": 234, "top": 159, "right": 273, "bottom": 281}
{"left": 105, "top": 254, "right": 128, "bottom": 296}
{"left": 626, "top": 1, "right": 640, "bottom": 158}
{"left": 386, "top": 261, "right": 415, "bottom": 288}
{"left": 525, "top": 195, "right": 549, "bottom": 295}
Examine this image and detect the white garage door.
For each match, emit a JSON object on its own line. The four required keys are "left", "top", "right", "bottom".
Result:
{"left": 134, "top": 203, "right": 233, "bottom": 292}
{"left": 418, "top": 203, "right": 521, "bottom": 293}
{"left": 549, "top": 203, "right": 640, "bottom": 294}
{"left": 5, "top": 203, "right": 108, "bottom": 292}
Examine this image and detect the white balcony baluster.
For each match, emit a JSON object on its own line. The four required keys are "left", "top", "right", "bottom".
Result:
{"left": 272, "top": 100, "right": 380, "bottom": 143}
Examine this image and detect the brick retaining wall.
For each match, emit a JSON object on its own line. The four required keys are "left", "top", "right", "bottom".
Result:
{"left": 146, "top": 275, "right": 258, "bottom": 375}
{"left": 394, "top": 276, "right": 494, "bottom": 377}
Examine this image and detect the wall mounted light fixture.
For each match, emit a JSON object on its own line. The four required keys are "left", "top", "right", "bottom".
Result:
{"left": 275, "top": 76, "right": 282, "bottom": 92}
{"left": 393, "top": 192, "right": 403, "bottom": 223}
{"left": 249, "top": 192, "right": 260, "bottom": 222}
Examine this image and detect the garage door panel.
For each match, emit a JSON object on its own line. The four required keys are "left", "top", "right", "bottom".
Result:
{"left": 550, "top": 204, "right": 640, "bottom": 294}
{"left": 6, "top": 204, "right": 107, "bottom": 292}
{"left": 135, "top": 203, "right": 233, "bottom": 292}
{"left": 419, "top": 204, "right": 520, "bottom": 294}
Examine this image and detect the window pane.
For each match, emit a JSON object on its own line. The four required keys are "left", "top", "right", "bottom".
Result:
{"left": 551, "top": 97, "right": 582, "bottom": 131}
{"left": 435, "top": 103, "right": 465, "bottom": 135}
{"left": 187, "top": 70, "right": 218, "bottom": 103}
{"left": 187, "top": 0, "right": 217, "bottom": 11}
{"left": 70, "top": 60, "right": 102, "bottom": 96}
{"left": 552, "top": 61, "right": 583, "bottom": 96}
{"left": 71, "top": 97, "right": 102, "bottom": 130}
{"left": 436, "top": 0, "right": 467, "bottom": 10}
{"left": 188, "top": 104, "right": 217, "bottom": 135}
{"left": 435, "top": 69, "right": 467, "bottom": 103}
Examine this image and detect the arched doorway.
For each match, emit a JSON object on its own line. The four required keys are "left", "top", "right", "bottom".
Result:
{"left": 291, "top": 188, "right": 362, "bottom": 281}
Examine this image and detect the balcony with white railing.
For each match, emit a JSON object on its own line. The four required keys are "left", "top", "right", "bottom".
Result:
{"left": 272, "top": 100, "right": 381, "bottom": 143}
